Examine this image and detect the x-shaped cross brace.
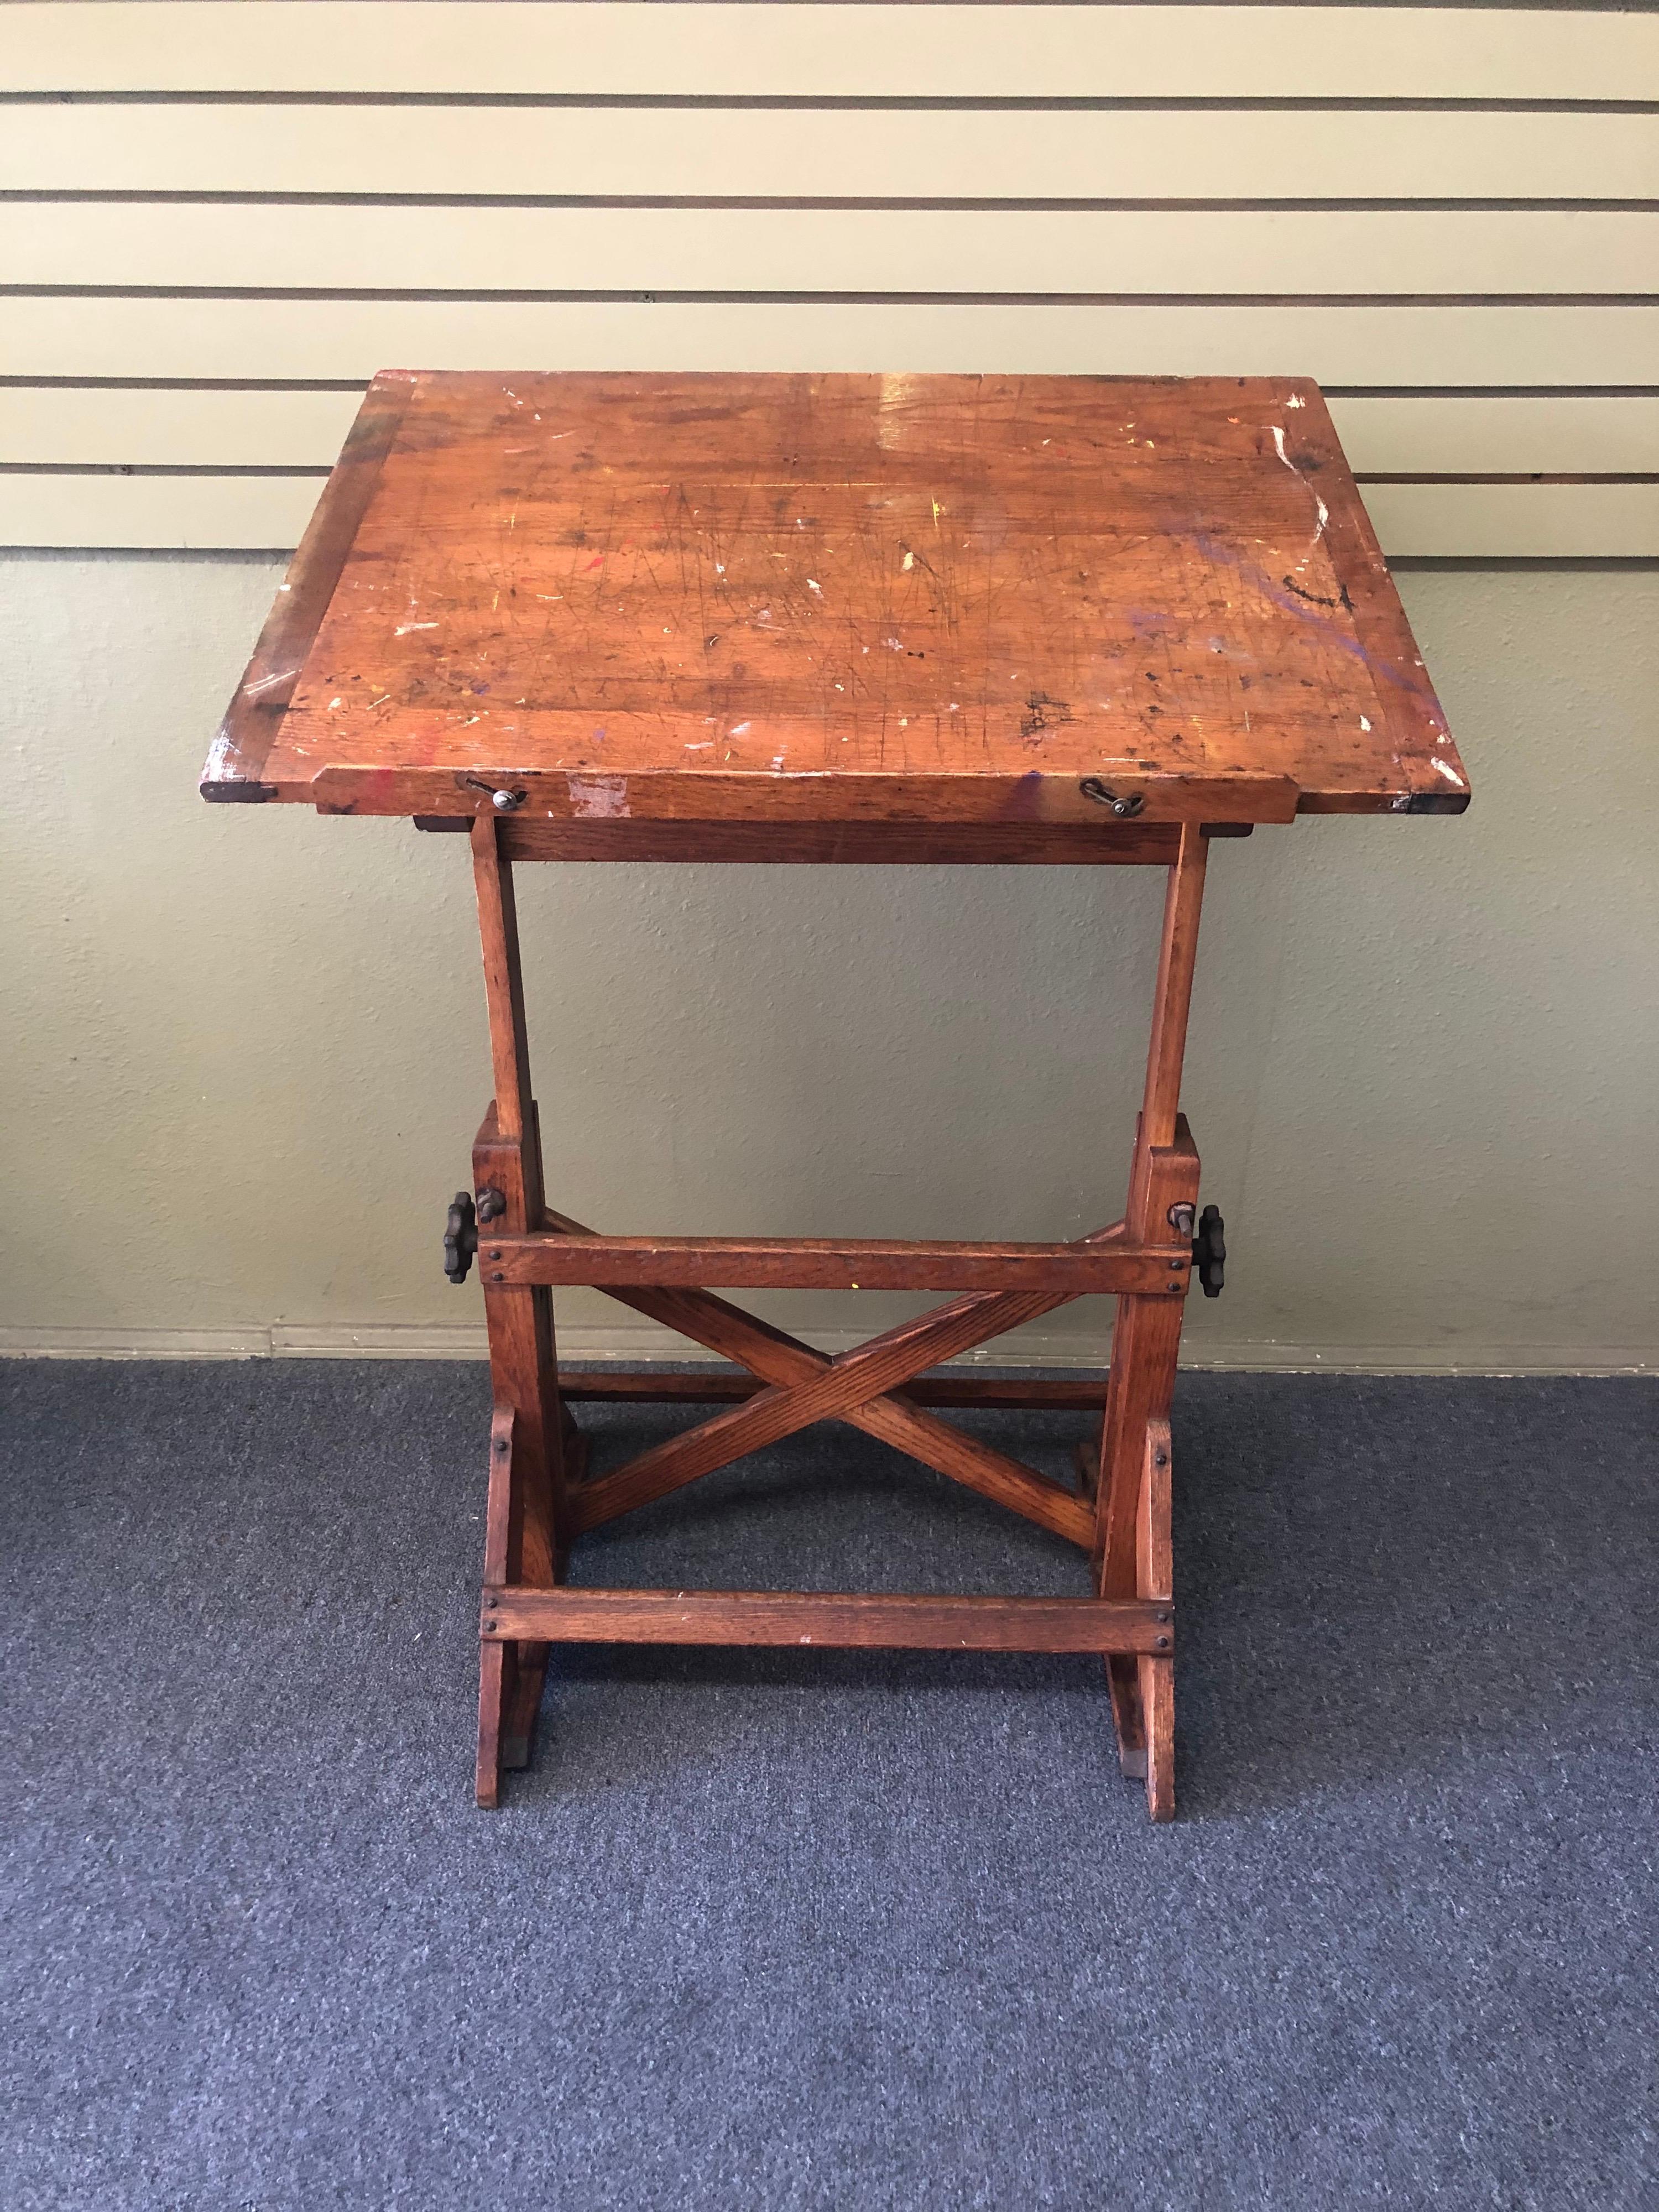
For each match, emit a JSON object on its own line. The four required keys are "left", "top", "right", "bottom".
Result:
{"left": 545, "top": 1206, "right": 1100, "bottom": 1547}
{"left": 467, "top": 811, "right": 1208, "bottom": 1821}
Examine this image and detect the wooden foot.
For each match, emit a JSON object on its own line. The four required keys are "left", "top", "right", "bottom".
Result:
{"left": 1107, "top": 1656, "right": 1149, "bottom": 1778}
{"left": 475, "top": 1401, "right": 562, "bottom": 1805}
{"left": 501, "top": 1644, "right": 548, "bottom": 1770}
{"left": 476, "top": 1636, "right": 507, "bottom": 1808}
{"left": 1137, "top": 1419, "right": 1176, "bottom": 1822}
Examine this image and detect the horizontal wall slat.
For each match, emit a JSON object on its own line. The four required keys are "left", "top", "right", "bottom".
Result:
{"left": 6, "top": 3, "right": 1657, "bottom": 101}
{"left": 8, "top": 387, "right": 1657, "bottom": 474}
{"left": 1359, "top": 482, "right": 1659, "bottom": 557}
{"left": 6, "top": 104, "right": 1655, "bottom": 201}
{"left": 7, "top": 299, "right": 1657, "bottom": 386}
{"left": 9, "top": 205, "right": 1654, "bottom": 295}
{"left": 2, "top": 471, "right": 1653, "bottom": 557}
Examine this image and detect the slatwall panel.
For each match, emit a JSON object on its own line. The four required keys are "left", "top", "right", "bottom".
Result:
{"left": 2, "top": 1, "right": 1655, "bottom": 555}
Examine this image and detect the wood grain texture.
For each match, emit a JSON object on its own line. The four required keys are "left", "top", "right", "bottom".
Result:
{"left": 481, "top": 1585, "right": 1174, "bottom": 1654}
{"left": 539, "top": 1206, "right": 1098, "bottom": 1546}
{"left": 205, "top": 370, "right": 1465, "bottom": 821}
{"left": 476, "top": 1229, "right": 1183, "bottom": 1295}
{"left": 1137, "top": 1416, "right": 1176, "bottom": 1822}
{"left": 1140, "top": 828, "right": 1208, "bottom": 1148}
{"left": 496, "top": 818, "right": 1186, "bottom": 865}
{"left": 570, "top": 1277, "right": 1088, "bottom": 1531}
{"left": 15, "top": 388, "right": 1659, "bottom": 478}
{"left": 9, "top": 3, "right": 1654, "bottom": 100}
{"left": 555, "top": 1370, "right": 1109, "bottom": 1409}
{"left": 20, "top": 471, "right": 1649, "bottom": 559}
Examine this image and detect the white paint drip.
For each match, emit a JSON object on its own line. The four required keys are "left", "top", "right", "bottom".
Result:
{"left": 395, "top": 622, "right": 437, "bottom": 635}
{"left": 1286, "top": 394, "right": 1306, "bottom": 410}
{"left": 201, "top": 732, "right": 241, "bottom": 780}
{"left": 1432, "top": 758, "right": 1464, "bottom": 787}
{"left": 242, "top": 668, "right": 297, "bottom": 698}
{"left": 1269, "top": 424, "right": 1329, "bottom": 561}
{"left": 730, "top": 721, "right": 752, "bottom": 736}
{"left": 566, "top": 773, "right": 630, "bottom": 818}
{"left": 1360, "top": 715, "right": 1372, "bottom": 731}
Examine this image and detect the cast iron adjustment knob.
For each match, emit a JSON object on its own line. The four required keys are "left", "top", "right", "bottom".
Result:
{"left": 1192, "top": 1204, "right": 1226, "bottom": 1297}
{"left": 444, "top": 1192, "right": 478, "bottom": 1285}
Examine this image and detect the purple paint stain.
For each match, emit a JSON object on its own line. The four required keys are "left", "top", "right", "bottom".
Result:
{"left": 1188, "top": 531, "right": 1439, "bottom": 712}
{"left": 1004, "top": 767, "right": 1046, "bottom": 820}
{"left": 592, "top": 727, "right": 607, "bottom": 743}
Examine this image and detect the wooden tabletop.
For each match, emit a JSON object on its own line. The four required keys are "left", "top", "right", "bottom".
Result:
{"left": 204, "top": 371, "right": 1467, "bottom": 827}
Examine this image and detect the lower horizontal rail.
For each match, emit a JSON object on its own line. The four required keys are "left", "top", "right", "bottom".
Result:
{"left": 482, "top": 1228, "right": 1183, "bottom": 1294}
{"left": 482, "top": 1586, "right": 1172, "bottom": 1655}
{"left": 556, "top": 1370, "right": 1109, "bottom": 1410}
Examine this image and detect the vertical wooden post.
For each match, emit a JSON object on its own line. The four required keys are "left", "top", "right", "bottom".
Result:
{"left": 470, "top": 816, "right": 570, "bottom": 1806}
{"left": 1089, "top": 825, "right": 1208, "bottom": 1820}
{"left": 1138, "top": 822, "right": 1209, "bottom": 1154}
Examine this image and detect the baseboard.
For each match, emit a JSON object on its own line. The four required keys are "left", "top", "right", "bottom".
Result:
{"left": 0, "top": 1321, "right": 1648, "bottom": 1377}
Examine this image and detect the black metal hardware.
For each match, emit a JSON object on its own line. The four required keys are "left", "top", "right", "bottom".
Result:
{"left": 476, "top": 1187, "right": 507, "bottom": 1224}
{"left": 1079, "top": 778, "right": 1146, "bottom": 818}
{"left": 462, "top": 775, "right": 527, "bottom": 812}
{"left": 444, "top": 1191, "right": 479, "bottom": 1284}
{"left": 1192, "top": 1204, "right": 1226, "bottom": 1297}
{"left": 1167, "top": 1202, "right": 1196, "bottom": 1238}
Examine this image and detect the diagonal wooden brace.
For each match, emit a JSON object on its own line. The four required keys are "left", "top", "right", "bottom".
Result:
{"left": 572, "top": 1275, "right": 1094, "bottom": 1531}
{"left": 545, "top": 1208, "right": 1098, "bottom": 1544}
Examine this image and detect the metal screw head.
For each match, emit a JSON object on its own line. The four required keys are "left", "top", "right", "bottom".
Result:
{"left": 492, "top": 787, "right": 525, "bottom": 812}
{"left": 1079, "top": 777, "right": 1146, "bottom": 819}
{"left": 1155, "top": 1634, "right": 1171, "bottom": 1651}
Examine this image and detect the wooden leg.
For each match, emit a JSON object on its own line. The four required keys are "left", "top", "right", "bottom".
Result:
{"left": 1137, "top": 1418, "right": 1176, "bottom": 1822}
{"left": 471, "top": 819, "right": 573, "bottom": 1804}
{"left": 1088, "top": 827, "right": 1208, "bottom": 1815}
{"left": 475, "top": 1406, "right": 518, "bottom": 1808}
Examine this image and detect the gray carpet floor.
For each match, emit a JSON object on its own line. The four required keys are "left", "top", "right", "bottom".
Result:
{"left": 3, "top": 1360, "right": 1655, "bottom": 2210}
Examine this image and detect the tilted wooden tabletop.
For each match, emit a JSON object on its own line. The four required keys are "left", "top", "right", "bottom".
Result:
{"left": 203, "top": 371, "right": 1468, "bottom": 827}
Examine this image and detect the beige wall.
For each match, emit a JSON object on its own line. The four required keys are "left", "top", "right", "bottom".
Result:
{"left": 3, "top": 3, "right": 1655, "bottom": 1370}
{"left": 4, "top": 3, "right": 1657, "bottom": 557}
{"left": 3, "top": 552, "right": 1653, "bottom": 1371}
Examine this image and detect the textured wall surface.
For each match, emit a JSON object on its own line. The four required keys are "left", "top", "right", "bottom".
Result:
{"left": 5, "top": 1, "right": 1657, "bottom": 557}
{"left": 2, "top": 555, "right": 1654, "bottom": 1369}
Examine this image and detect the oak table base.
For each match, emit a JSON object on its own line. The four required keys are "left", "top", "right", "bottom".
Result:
{"left": 465, "top": 813, "right": 1203, "bottom": 1822}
